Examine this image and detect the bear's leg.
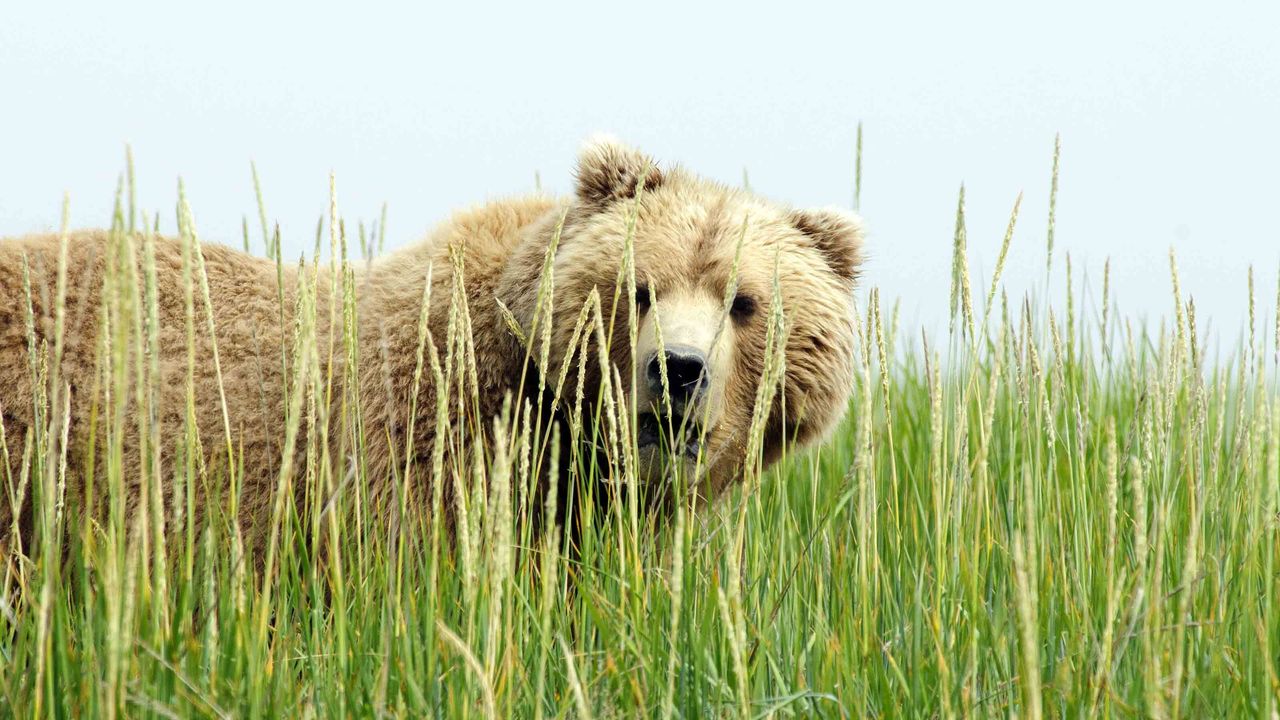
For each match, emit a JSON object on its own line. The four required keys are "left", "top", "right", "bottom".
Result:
{"left": 0, "top": 413, "right": 34, "bottom": 568}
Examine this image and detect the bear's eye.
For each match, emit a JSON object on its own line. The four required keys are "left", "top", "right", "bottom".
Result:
{"left": 634, "top": 285, "right": 652, "bottom": 310}
{"left": 731, "top": 293, "right": 756, "bottom": 321}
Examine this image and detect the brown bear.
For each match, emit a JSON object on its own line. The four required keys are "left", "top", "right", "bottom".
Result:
{"left": 0, "top": 137, "right": 863, "bottom": 558}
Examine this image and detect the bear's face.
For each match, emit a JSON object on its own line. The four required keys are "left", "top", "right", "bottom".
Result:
{"left": 504, "top": 137, "right": 863, "bottom": 498}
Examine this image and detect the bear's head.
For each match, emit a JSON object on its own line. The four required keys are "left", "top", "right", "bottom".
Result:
{"left": 499, "top": 136, "right": 863, "bottom": 502}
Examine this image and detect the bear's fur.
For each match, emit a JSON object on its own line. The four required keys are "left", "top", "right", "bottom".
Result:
{"left": 0, "top": 138, "right": 863, "bottom": 557}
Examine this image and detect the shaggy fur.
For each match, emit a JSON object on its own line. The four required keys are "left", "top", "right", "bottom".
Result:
{"left": 0, "top": 138, "right": 864, "bottom": 556}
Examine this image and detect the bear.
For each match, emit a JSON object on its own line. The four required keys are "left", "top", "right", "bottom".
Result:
{"left": 0, "top": 137, "right": 863, "bottom": 561}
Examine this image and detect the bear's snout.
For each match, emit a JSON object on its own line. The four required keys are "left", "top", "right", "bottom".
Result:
{"left": 646, "top": 345, "right": 709, "bottom": 414}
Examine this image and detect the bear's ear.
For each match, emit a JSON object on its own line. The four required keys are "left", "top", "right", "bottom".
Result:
{"left": 789, "top": 206, "right": 866, "bottom": 282}
{"left": 574, "top": 135, "right": 664, "bottom": 208}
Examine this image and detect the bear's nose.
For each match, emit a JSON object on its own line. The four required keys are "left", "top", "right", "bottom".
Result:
{"left": 646, "top": 345, "right": 708, "bottom": 406}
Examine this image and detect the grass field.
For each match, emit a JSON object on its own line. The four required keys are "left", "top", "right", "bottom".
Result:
{"left": 2, "top": 149, "right": 1279, "bottom": 719}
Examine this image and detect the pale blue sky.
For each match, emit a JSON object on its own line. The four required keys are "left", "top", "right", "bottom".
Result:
{"left": 3, "top": 1, "right": 1278, "bottom": 345}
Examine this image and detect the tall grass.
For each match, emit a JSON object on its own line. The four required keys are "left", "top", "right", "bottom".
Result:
{"left": 1, "top": 144, "right": 1279, "bottom": 718}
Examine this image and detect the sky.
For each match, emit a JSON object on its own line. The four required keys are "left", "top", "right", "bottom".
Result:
{"left": 2, "top": 1, "right": 1278, "bottom": 349}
